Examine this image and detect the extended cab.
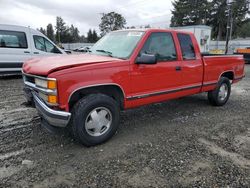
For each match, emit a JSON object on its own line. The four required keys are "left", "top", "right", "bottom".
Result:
{"left": 22, "top": 29, "right": 245, "bottom": 146}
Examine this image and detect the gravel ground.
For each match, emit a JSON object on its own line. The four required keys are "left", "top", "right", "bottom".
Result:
{"left": 0, "top": 65, "right": 250, "bottom": 187}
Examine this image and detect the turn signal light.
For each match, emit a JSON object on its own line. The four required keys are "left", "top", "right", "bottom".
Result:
{"left": 48, "top": 95, "right": 57, "bottom": 104}
{"left": 47, "top": 80, "right": 57, "bottom": 89}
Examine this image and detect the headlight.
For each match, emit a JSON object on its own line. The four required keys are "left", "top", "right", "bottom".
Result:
{"left": 35, "top": 78, "right": 47, "bottom": 88}
{"left": 35, "top": 78, "right": 57, "bottom": 89}
{"left": 38, "top": 92, "right": 58, "bottom": 104}
{"left": 38, "top": 92, "right": 48, "bottom": 101}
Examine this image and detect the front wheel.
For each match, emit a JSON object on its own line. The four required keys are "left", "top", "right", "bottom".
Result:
{"left": 208, "top": 77, "right": 231, "bottom": 106}
{"left": 70, "top": 94, "right": 120, "bottom": 146}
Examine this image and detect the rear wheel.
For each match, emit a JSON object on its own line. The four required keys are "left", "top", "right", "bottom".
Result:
{"left": 208, "top": 77, "right": 231, "bottom": 106}
{"left": 70, "top": 94, "right": 120, "bottom": 146}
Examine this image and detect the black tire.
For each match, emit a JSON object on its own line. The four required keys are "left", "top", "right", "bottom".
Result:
{"left": 70, "top": 94, "right": 120, "bottom": 146}
{"left": 208, "top": 77, "right": 231, "bottom": 106}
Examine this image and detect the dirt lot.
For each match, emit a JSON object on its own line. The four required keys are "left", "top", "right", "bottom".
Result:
{"left": 0, "top": 65, "right": 250, "bottom": 187}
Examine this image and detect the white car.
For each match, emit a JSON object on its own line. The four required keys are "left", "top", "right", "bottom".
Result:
{"left": 0, "top": 24, "right": 66, "bottom": 75}
{"left": 77, "top": 46, "right": 91, "bottom": 52}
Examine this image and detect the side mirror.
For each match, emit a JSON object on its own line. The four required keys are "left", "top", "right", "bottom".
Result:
{"left": 136, "top": 53, "right": 157, "bottom": 65}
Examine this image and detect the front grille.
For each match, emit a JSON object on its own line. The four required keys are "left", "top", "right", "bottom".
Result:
{"left": 25, "top": 75, "right": 35, "bottom": 84}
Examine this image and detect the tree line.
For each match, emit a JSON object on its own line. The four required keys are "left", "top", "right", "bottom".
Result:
{"left": 170, "top": 0, "right": 250, "bottom": 40}
{"left": 38, "top": 13, "right": 127, "bottom": 44}
{"left": 38, "top": 16, "right": 99, "bottom": 43}
{"left": 38, "top": 1, "right": 250, "bottom": 44}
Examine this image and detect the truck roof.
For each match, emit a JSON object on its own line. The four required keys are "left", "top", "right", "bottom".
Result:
{"left": 114, "top": 28, "right": 193, "bottom": 35}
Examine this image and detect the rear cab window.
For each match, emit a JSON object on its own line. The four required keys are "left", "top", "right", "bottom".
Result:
{"left": 140, "top": 32, "right": 177, "bottom": 61}
{"left": 177, "top": 33, "right": 196, "bottom": 60}
{"left": 33, "top": 35, "right": 62, "bottom": 54}
{"left": 0, "top": 30, "right": 28, "bottom": 49}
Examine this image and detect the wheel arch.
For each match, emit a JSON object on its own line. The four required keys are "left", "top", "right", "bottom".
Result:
{"left": 68, "top": 84, "right": 125, "bottom": 111}
{"left": 220, "top": 70, "right": 234, "bottom": 81}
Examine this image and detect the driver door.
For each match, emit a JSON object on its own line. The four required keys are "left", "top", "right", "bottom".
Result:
{"left": 130, "top": 32, "right": 182, "bottom": 103}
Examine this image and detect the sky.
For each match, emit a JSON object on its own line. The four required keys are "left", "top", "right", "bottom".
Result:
{"left": 0, "top": 0, "right": 173, "bottom": 36}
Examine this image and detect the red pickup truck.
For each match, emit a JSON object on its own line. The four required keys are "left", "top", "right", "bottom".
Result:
{"left": 22, "top": 29, "right": 245, "bottom": 146}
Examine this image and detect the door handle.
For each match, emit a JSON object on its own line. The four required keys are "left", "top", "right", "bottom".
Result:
{"left": 175, "top": 66, "right": 182, "bottom": 71}
{"left": 34, "top": 52, "right": 39, "bottom": 54}
{"left": 24, "top": 51, "right": 30, "bottom": 54}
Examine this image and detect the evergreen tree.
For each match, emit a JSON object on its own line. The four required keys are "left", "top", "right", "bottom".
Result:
{"left": 38, "top": 27, "right": 46, "bottom": 35}
{"left": 87, "top": 29, "right": 99, "bottom": 43}
{"left": 144, "top": 24, "right": 151, "bottom": 28}
{"left": 190, "top": 0, "right": 210, "bottom": 25}
{"left": 208, "top": 0, "right": 248, "bottom": 40}
{"left": 61, "top": 26, "right": 72, "bottom": 43}
{"left": 79, "top": 35, "right": 87, "bottom": 43}
{"left": 99, "top": 12, "right": 126, "bottom": 36}
{"left": 207, "top": 0, "right": 227, "bottom": 40}
{"left": 170, "top": 0, "right": 190, "bottom": 26}
{"left": 236, "top": 19, "right": 250, "bottom": 38}
{"left": 46, "top": 23, "right": 55, "bottom": 42}
{"left": 170, "top": 0, "right": 210, "bottom": 27}
{"left": 92, "top": 30, "right": 98, "bottom": 42}
{"left": 171, "top": 0, "right": 249, "bottom": 39}
{"left": 55, "top": 16, "right": 67, "bottom": 43}
{"left": 87, "top": 29, "right": 93, "bottom": 43}
{"left": 73, "top": 27, "right": 80, "bottom": 42}
{"left": 230, "top": 0, "right": 249, "bottom": 38}
{"left": 69, "top": 24, "right": 80, "bottom": 42}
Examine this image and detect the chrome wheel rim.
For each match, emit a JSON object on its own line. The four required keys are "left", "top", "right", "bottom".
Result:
{"left": 218, "top": 83, "right": 228, "bottom": 101}
{"left": 85, "top": 107, "right": 112, "bottom": 137}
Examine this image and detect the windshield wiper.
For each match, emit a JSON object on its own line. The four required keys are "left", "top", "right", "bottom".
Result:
{"left": 96, "top": 49, "right": 113, "bottom": 57}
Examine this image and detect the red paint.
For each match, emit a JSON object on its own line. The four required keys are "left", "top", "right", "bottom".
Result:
{"left": 23, "top": 29, "right": 245, "bottom": 111}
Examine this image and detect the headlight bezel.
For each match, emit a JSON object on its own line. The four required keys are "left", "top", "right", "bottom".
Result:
{"left": 35, "top": 78, "right": 57, "bottom": 90}
{"left": 34, "top": 77, "right": 58, "bottom": 106}
{"left": 23, "top": 72, "right": 59, "bottom": 106}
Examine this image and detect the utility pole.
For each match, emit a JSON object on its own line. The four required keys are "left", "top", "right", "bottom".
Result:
{"left": 229, "top": 3, "right": 233, "bottom": 42}
{"left": 225, "top": 0, "right": 234, "bottom": 54}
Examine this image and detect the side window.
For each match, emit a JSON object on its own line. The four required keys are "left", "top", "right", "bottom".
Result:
{"left": 177, "top": 33, "right": 196, "bottom": 60}
{"left": 33, "top": 35, "right": 62, "bottom": 54}
{"left": 44, "top": 38, "right": 61, "bottom": 54}
{"left": 140, "top": 32, "right": 177, "bottom": 61}
{"left": 34, "top": 35, "right": 46, "bottom": 52}
{"left": 0, "top": 30, "right": 27, "bottom": 48}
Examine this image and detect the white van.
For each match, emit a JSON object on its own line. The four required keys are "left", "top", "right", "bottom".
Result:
{"left": 0, "top": 24, "right": 66, "bottom": 75}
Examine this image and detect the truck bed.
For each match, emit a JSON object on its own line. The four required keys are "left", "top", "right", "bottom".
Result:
{"left": 201, "top": 54, "right": 245, "bottom": 92}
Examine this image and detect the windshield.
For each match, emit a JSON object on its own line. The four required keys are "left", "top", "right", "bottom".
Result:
{"left": 90, "top": 31, "right": 144, "bottom": 59}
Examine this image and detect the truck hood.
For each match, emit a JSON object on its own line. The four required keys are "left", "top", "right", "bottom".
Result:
{"left": 23, "top": 54, "right": 121, "bottom": 76}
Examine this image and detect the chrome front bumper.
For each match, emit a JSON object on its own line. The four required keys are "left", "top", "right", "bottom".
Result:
{"left": 32, "top": 92, "right": 71, "bottom": 128}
